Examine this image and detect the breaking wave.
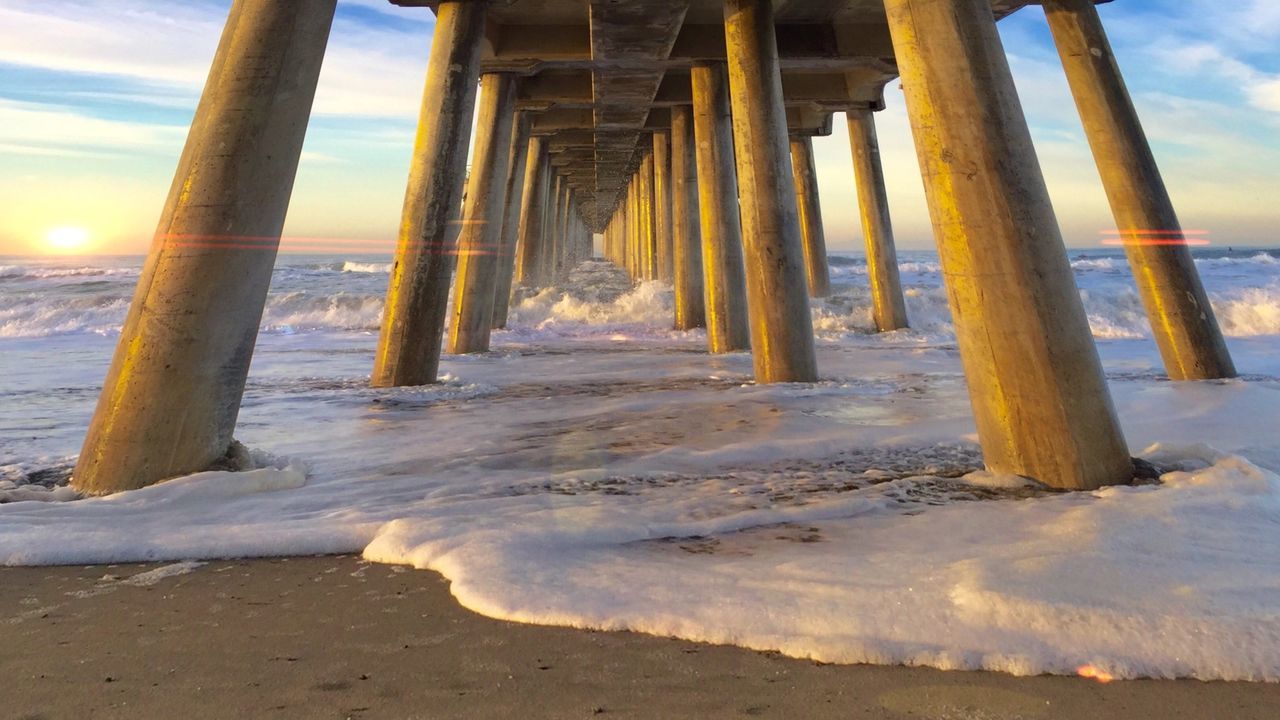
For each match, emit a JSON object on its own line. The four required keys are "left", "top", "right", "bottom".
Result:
{"left": 3, "top": 252, "right": 1279, "bottom": 340}
{"left": 340, "top": 261, "right": 393, "bottom": 274}
{"left": 0, "top": 265, "right": 140, "bottom": 280}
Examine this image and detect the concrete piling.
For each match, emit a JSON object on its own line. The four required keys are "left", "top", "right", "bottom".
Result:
{"left": 73, "top": 0, "right": 338, "bottom": 494}
{"left": 448, "top": 73, "right": 518, "bottom": 355}
{"left": 691, "top": 63, "right": 751, "bottom": 353}
{"left": 724, "top": 0, "right": 818, "bottom": 383}
{"left": 653, "top": 131, "right": 675, "bottom": 283}
{"left": 788, "top": 135, "right": 832, "bottom": 298}
{"left": 491, "top": 113, "right": 532, "bottom": 329}
{"left": 542, "top": 174, "right": 565, "bottom": 284}
{"left": 629, "top": 175, "right": 642, "bottom": 279}
{"left": 671, "top": 105, "right": 707, "bottom": 330}
{"left": 515, "top": 136, "right": 551, "bottom": 288}
{"left": 373, "top": 0, "right": 487, "bottom": 387}
{"left": 885, "top": 0, "right": 1132, "bottom": 490}
{"left": 1043, "top": 0, "right": 1235, "bottom": 381}
{"left": 847, "top": 108, "right": 909, "bottom": 332}
{"left": 638, "top": 151, "right": 658, "bottom": 281}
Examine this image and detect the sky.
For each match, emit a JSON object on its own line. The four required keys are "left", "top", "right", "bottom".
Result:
{"left": 0, "top": 0, "right": 1277, "bottom": 256}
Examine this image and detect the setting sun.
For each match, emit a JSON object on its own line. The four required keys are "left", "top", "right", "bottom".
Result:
{"left": 45, "top": 226, "right": 91, "bottom": 253}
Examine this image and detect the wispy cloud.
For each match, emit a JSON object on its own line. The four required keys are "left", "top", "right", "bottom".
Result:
{"left": 0, "top": 98, "right": 188, "bottom": 158}
{"left": 0, "top": 0, "right": 434, "bottom": 119}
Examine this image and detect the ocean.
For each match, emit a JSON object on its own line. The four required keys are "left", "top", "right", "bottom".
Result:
{"left": 2, "top": 247, "right": 1280, "bottom": 680}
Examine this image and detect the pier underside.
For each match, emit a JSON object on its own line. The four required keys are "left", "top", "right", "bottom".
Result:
{"left": 391, "top": 0, "right": 1031, "bottom": 229}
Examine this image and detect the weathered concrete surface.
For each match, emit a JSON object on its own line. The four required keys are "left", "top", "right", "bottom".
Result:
{"left": 542, "top": 174, "right": 565, "bottom": 284}
{"left": 789, "top": 134, "right": 832, "bottom": 298}
{"left": 725, "top": 0, "right": 818, "bottom": 383}
{"left": 671, "top": 105, "right": 707, "bottom": 330}
{"left": 491, "top": 114, "right": 533, "bottom": 329}
{"left": 691, "top": 63, "right": 751, "bottom": 353}
{"left": 515, "top": 136, "right": 551, "bottom": 288}
{"left": 626, "top": 177, "right": 639, "bottom": 277}
{"left": 638, "top": 151, "right": 658, "bottom": 281}
{"left": 373, "top": 0, "right": 486, "bottom": 387}
{"left": 73, "top": 0, "right": 337, "bottom": 495}
{"left": 449, "top": 73, "right": 518, "bottom": 354}
{"left": 886, "top": 0, "right": 1132, "bottom": 490}
{"left": 653, "top": 131, "right": 675, "bottom": 283}
{"left": 847, "top": 107, "right": 908, "bottom": 332}
{"left": 6, "top": 556, "right": 1280, "bottom": 720}
{"left": 553, "top": 179, "right": 572, "bottom": 281}
{"left": 1043, "top": 0, "right": 1235, "bottom": 381}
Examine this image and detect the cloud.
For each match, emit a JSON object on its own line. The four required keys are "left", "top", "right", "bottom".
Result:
{"left": 0, "top": 0, "right": 433, "bottom": 119}
{"left": 1150, "top": 41, "right": 1280, "bottom": 116}
{"left": 0, "top": 99, "right": 187, "bottom": 158}
{"left": 0, "top": 2, "right": 217, "bottom": 87}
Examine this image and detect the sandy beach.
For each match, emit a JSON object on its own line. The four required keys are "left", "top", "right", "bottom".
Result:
{"left": 4, "top": 555, "right": 1278, "bottom": 719}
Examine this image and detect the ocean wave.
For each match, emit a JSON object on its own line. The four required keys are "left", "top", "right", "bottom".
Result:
{"left": 0, "top": 265, "right": 140, "bottom": 280}
{"left": 504, "top": 262, "right": 688, "bottom": 341}
{"left": 260, "top": 292, "right": 385, "bottom": 333}
{"left": 0, "top": 290, "right": 387, "bottom": 338}
{"left": 3, "top": 256, "right": 1279, "bottom": 340}
{"left": 1070, "top": 257, "right": 1120, "bottom": 271}
{"left": 811, "top": 282, "right": 1280, "bottom": 341}
{"left": 341, "top": 261, "right": 393, "bottom": 274}
{"left": 0, "top": 295, "right": 131, "bottom": 337}
{"left": 829, "top": 259, "right": 944, "bottom": 278}
{"left": 1196, "top": 252, "right": 1279, "bottom": 267}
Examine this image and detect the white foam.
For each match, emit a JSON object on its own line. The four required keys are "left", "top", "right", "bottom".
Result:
{"left": 117, "top": 560, "right": 206, "bottom": 586}
{"left": 340, "top": 261, "right": 393, "bottom": 273}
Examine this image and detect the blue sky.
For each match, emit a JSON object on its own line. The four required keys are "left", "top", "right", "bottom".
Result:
{"left": 0, "top": 0, "right": 1276, "bottom": 254}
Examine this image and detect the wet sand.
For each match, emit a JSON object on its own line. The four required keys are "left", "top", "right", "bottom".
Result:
{"left": 3, "top": 555, "right": 1278, "bottom": 720}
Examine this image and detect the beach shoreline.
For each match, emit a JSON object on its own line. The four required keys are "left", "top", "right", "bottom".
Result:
{"left": 4, "top": 554, "right": 1278, "bottom": 719}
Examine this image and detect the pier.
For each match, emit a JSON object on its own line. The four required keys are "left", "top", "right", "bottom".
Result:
{"left": 72, "top": 0, "right": 1235, "bottom": 495}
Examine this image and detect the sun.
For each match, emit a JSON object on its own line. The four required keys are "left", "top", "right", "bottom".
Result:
{"left": 45, "top": 226, "right": 92, "bottom": 253}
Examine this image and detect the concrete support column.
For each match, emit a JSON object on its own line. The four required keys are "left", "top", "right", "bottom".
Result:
{"left": 556, "top": 183, "right": 572, "bottom": 279}
{"left": 671, "top": 105, "right": 707, "bottom": 330}
{"left": 564, "top": 204, "right": 575, "bottom": 271}
{"left": 373, "top": 0, "right": 487, "bottom": 387}
{"left": 514, "top": 136, "right": 550, "bottom": 288}
{"left": 653, "top": 131, "right": 675, "bottom": 283}
{"left": 622, "top": 184, "right": 634, "bottom": 277}
{"left": 691, "top": 63, "right": 750, "bottom": 352}
{"left": 614, "top": 214, "right": 623, "bottom": 265}
{"left": 1043, "top": 0, "right": 1234, "bottom": 381}
{"left": 448, "top": 73, "right": 518, "bottom": 354}
{"left": 638, "top": 151, "right": 657, "bottom": 281}
{"left": 885, "top": 0, "right": 1131, "bottom": 490}
{"left": 788, "top": 135, "right": 832, "bottom": 298}
{"left": 724, "top": 0, "right": 818, "bottom": 382}
{"left": 628, "top": 175, "right": 641, "bottom": 279}
{"left": 616, "top": 198, "right": 627, "bottom": 273}
{"left": 613, "top": 214, "right": 624, "bottom": 266}
{"left": 73, "top": 0, "right": 337, "bottom": 494}
{"left": 847, "top": 108, "right": 908, "bottom": 331}
{"left": 491, "top": 113, "right": 532, "bottom": 330}
{"left": 542, "top": 174, "right": 564, "bottom": 284}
